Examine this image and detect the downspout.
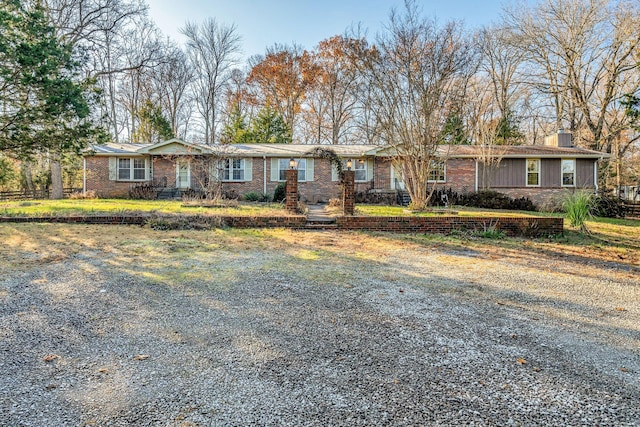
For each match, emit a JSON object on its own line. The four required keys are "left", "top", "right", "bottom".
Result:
{"left": 263, "top": 156, "right": 267, "bottom": 195}
{"left": 474, "top": 159, "right": 479, "bottom": 192}
{"left": 83, "top": 157, "right": 87, "bottom": 194}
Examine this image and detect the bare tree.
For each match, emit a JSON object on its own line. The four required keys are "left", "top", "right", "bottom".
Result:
{"left": 359, "top": 0, "right": 477, "bottom": 209}
{"left": 247, "top": 43, "right": 320, "bottom": 140}
{"left": 182, "top": 18, "right": 242, "bottom": 145}
{"left": 300, "top": 36, "right": 364, "bottom": 145}
{"left": 146, "top": 44, "right": 194, "bottom": 138}
{"left": 504, "top": 0, "right": 640, "bottom": 156}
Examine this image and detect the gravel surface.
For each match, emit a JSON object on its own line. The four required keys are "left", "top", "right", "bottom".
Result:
{"left": 0, "top": 225, "right": 639, "bottom": 426}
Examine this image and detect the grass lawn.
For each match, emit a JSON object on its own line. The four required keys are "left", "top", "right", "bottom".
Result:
{"left": 0, "top": 198, "right": 289, "bottom": 217}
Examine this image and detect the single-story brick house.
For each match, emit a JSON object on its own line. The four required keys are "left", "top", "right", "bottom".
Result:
{"left": 83, "top": 132, "right": 606, "bottom": 206}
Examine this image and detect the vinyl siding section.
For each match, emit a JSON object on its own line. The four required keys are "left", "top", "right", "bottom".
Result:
{"left": 541, "top": 159, "right": 561, "bottom": 187}
{"left": 576, "top": 159, "right": 595, "bottom": 187}
{"left": 489, "top": 159, "right": 526, "bottom": 188}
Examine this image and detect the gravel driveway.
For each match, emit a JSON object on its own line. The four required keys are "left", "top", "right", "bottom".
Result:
{"left": 1, "top": 225, "right": 638, "bottom": 426}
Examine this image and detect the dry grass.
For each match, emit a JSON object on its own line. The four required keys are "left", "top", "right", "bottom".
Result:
{"left": 0, "top": 199, "right": 287, "bottom": 217}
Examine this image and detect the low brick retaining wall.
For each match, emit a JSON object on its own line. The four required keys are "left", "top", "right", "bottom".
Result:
{"left": 0, "top": 215, "right": 308, "bottom": 229}
{"left": 0, "top": 214, "right": 563, "bottom": 236}
{"left": 335, "top": 216, "right": 563, "bottom": 237}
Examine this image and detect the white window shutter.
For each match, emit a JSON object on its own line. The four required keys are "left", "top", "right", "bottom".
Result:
{"left": 306, "top": 158, "right": 314, "bottom": 181}
{"left": 244, "top": 158, "right": 252, "bottom": 181}
{"left": 108, "top": 157, "right": 117, "bottom": 180}
{"left": 367, "top": 159, "right": 374, "bottom": 181}
{"left": 270, "top": 158, "right": 279, "bottom": 181}
{"left": 147, "top": 158, "right": 151, "bottom": 181}
{"left": 331, "top": 163, "right": 339, "bottom": 181}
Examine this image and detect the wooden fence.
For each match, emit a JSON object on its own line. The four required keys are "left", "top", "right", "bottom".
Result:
{"left": 0, "top": 188, "right": 80, "bottom": 201}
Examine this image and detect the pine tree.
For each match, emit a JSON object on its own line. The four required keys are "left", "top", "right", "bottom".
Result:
{"left": 249, "top": 105, "right": 292, "bottom": 144}
{"left": 220, "top": 105, "right": 251, "bottom": 144}
{"left": 0, "top": 0, "right": 104, "bottom": 157}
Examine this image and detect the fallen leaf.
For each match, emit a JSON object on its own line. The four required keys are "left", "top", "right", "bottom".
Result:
{"left": 43, "top": 354, "right": 59, "bottom": 362}
{"left": 511, "top": 334, "right": 518, "bottom": 339}
{"left": 133, "top": 354, "right": 149, "bottom": 361}
{"left": 615, "top": 307, "right": 626, "bottom": 312}
{"left": 399, "top": 288, "right": 405, "bottom": 293}
{"left": 533, "top": 367, "right": 541, "bottom": 372}
{"left": 45, "top": 384, "right": 58, "bottom": 390}
{"left": 620, "top": 367, "right": 628, "bottom": 372}
{"left": 517, "top": 358, "right": 527, "bottom": 365}
{"left": 98, "top": 367, "right": 109, "bottom": 373}
{"left": 496, "top": 301, "right": 505, "bottom": 306}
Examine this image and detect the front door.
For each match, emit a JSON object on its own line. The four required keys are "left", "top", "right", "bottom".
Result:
{"left": 176, "top": 161, "right": 191, "bottom": 189}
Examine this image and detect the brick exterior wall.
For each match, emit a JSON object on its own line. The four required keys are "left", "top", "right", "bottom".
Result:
{"left": 335, "top": 216, "right": 563, "bottom": 237}
{"left": 84, "top": 153, "right": 595, "bottom": 208}
{"left": 440, "top": 159, "right": 476, "bottom": 194}
{"left": 492, "top": 187, "right": 594, "bottom": 208}
{"left": 85, "top": 156, "right": 149, "bottom": 198}
{"left": 152, "top": 157, "right": 177, "bottom": 187}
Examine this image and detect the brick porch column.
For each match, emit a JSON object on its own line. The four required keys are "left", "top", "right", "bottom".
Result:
{"left": 285, "top": 168, "right": 298, "bottom": 214}
{"left": 342, "top": 170, "right": 355, "bottom": 215}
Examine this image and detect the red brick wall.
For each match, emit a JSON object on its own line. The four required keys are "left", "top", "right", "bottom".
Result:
{"left": 335, "top": 216, "right": 563, "bottom": 237}
{"left": 0, "top": 214, "right": 562, "bottom": 236}
{"left": 85, "top": 156, "right": 148, "bottom": 198}
{"left": 442, "top": 159, "right": 476, "bottom": 193}
{"left": 152, "top": 158, "right": 176, "bottom": 187}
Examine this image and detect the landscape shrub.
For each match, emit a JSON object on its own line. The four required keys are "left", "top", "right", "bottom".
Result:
{"left": 458, "top": 190, "right": 537, "bottom": 211}
{"left": 242, "top": 192, "right": 270, "bottom": 202}
{"left": 273, "top": 182, "right": 286, "bottom": 202}
{"left": 591, "top": 190, "right": 627, "bottom": 218}
{"left": 68, "top": 190, "right": 97, "bottom": 199}
{"left": 129, "top": 183, "right": 157, "bottom": 200}
{"left": 564, "top": 191, "right": 593, "bottom": 232}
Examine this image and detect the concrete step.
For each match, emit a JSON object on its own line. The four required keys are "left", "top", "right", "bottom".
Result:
{"left": 304, "top": 223, "right": 338, "bottom": 230}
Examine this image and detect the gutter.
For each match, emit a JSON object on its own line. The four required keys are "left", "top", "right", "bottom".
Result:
{"left": 263, "top": 156, "right": 267, "bottom": 195}
{"left": 474, "top": 160, "right": 478, "bottom": 192}
{"left": 83, "top": 157, "right": 87, "bottom": 194}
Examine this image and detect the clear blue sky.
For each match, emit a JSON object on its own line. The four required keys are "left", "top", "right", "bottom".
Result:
{"left": 146, "top": 0, "right": 508, "bottom": 59}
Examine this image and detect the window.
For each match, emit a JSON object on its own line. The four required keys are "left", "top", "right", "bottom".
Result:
{"left": 353, "top": 159, "right": 367, "bottom": 182}
{"left": 117, "top": 158, "right": 147, "bottom": 181}
{"left": 223, "top": 159, "right": 245, "bottom": 181}
{"left": 527, "top": 159, "right": 540, "bottom": 186}
{"left": 278, "top": 158, "right": 306, "bottom": 181}
{"left": 562, "top": 159, "right": 575, "bottom": 187}
{"left": 428, "top": 160, "right": 446, "bottom": 182}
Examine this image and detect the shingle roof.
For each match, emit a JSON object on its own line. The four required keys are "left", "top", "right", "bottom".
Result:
{"left": 86, "top": 140, "right": 607, "bottom": 159}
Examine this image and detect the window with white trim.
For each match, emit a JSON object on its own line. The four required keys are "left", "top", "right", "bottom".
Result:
{"left": 428, "top": 160, "right": 446, "bottom": 182}
{"left": 117, "top": 158, "right": 147, "bottom": 181}
{"left": 561, "top": 159, "right": 575, "bottom": 187}
{"left": 353, "top": 159, "right": 367, "bottom": 181}
{"left": 223, "top": 159, "right": 245, "bottom": 181}
{"left": 278, "top": 158, "right": 306, "bottom": 181}
{"left": 527, "top": 159, "right": 540, "bottom": 186}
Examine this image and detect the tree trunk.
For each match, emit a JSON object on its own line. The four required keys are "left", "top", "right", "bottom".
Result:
{"left": 49, "top": 152, "right": 64, "bottom": 199}
{"left": 22, "top": 161, "right": 35, "bottom": 196}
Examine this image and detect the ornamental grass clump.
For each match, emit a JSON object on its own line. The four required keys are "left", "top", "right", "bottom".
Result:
{"left": 564, "top": 191, "right": 593, "bottom": 233}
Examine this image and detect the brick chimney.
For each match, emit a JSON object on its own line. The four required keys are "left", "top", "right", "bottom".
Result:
{"left": 544, "top": 129, "right": 573, "bottom": 147}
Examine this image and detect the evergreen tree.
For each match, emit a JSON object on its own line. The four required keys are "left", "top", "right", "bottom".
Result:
{"left": 495, "top": 109, "right": 523, "bottom": 145}
{"left": 0, "top": 0, "right": 104, "bottom": 158}
{"left": 131, "top": 100, "right": 174, "bottom": 143}
{"left": 220, "top": 105, "right": 251, "bottom": 144}
{"left": 440, "top": 112, "right": 470, "bottom": 144}
{"left": 249, "top": 105, "right": 292, "bottom": 144}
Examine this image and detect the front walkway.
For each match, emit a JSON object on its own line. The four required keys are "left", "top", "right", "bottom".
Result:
{"left": 305, "top": 204, "right": 337, "bottom": 230}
